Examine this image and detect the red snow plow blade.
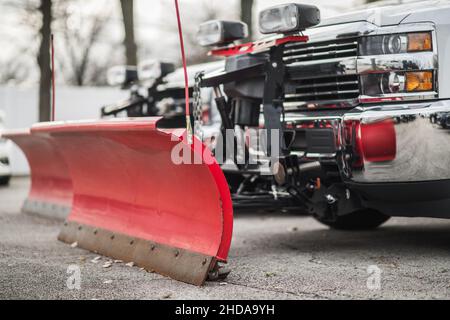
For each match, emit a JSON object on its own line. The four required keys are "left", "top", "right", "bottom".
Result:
{"left": 1, "top": 129, "right": 73, "bottom": 219}
{"left": 32, "top": 117, "right": 233, "bottom": 286}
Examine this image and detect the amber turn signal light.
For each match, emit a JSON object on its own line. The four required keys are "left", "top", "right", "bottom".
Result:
{"left": 408, "top": 33, "right": 432, "bottom": 52}
{"left": 406, "top": 71, "right": 433, "bottom": 92}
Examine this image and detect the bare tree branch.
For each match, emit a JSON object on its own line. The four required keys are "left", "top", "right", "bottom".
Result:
{"left": 55, "top": 0, "right": 115, "bottom": 86}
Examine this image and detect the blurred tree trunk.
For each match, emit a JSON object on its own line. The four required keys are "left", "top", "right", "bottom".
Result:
{"left": 240, "top": 0, "right": 254, "bottom": 40}
{"left": 120, "top": 0, "right": 137, "bottom": 66}
{"left": 37, "top": 0, "right": 52, "bottom": 122}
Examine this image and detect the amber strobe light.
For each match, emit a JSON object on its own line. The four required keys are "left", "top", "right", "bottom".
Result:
{"left": 406, "top": 71, "right": 433, "bottom": 92}
{"left": 408, "top": 32, "right": 432, "bottom": 52}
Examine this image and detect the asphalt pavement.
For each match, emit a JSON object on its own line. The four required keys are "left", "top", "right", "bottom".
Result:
{"left": 0, "top": 177, "right": 449, "bottom": 299}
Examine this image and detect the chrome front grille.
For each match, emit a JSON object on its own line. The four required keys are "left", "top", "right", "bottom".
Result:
{"left": 283, "top": 38, "right": 360, "bottom": 109}
{"left": 285, "top": 74, "right": 359, "bottom": 103}
{"left": 283, "top": 38, "right": 358, "bottom": 64}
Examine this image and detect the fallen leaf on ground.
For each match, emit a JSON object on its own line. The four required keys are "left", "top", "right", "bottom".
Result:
{"left": 309, "top": 258, "right": 322, "bottom": 264}
{"left": 91, "top": 256, "right": 102, "bottom": 264}
{"left": 70, "top": 242, "right": 78, "bottom": 248}
{"left": 125, "top": 262, "right": 135, "bottom": 267}
{"left": 102, "top": 261, "right": 113, "bottom": 268}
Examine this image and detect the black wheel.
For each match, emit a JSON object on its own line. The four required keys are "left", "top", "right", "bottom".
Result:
{"left": 0, "top": 176, "right": 11, "bottom": 186}
{"left": 314, "top": 209, "right": 390, "bottom": 230}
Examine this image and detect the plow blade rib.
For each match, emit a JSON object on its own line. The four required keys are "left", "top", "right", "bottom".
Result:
{"left": 32, "top": 118, "right": 233, "bottom": 286}
{"left": 2, "top": 129, "right": 73, "bottom": 219}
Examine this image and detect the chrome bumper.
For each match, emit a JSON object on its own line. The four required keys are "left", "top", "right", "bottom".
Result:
{"left": 287, "top": 99, "right": 450, "bottom": 184}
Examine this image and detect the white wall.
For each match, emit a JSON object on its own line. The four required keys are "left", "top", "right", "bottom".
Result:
{"left": 0, "top": 85, "right": 128, "bottom": 175}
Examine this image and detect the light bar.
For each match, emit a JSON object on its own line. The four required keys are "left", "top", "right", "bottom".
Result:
{"left": 259, "top": 3, "right": 320, "bottom": 34}
{"left": 197, "top": 20, "right": 248, "bottom": 47}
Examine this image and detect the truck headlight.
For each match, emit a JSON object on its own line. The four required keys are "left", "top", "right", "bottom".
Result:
{"left": 406, "top": 71, "right": 433, "bottom": 92}
{"left": 361, "top": 71, "right": 434, "bottom": 96}
{"left": 197, "top": 20, "right": 248, "bottom": 47}
{"left": 360, "top": 32, "right": 432, "bottom": 55}
{"left": 258, "top": 3, "right": 320, "bottom": 34}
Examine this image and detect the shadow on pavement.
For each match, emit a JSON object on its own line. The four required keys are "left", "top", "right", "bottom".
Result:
{"left": 264, "top": 221, "right": 450, "bottom": 255}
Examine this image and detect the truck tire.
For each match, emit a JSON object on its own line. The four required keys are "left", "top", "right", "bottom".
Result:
{"left": 0, "top": 176, "right": 11, "bottom": 186}
{"left": 314, "top": 209, "right": 390, "bottom": 230}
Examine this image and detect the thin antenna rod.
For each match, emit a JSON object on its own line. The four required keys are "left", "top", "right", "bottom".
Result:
{"left": 51, "top": 34, "right": 55, "bottom": 122}
{"left": 174, "top": 0, "right": 193, "bottom": 144}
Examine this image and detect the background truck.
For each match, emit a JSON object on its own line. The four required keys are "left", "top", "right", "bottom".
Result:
{"left": 0, "top": 111, "right": 11, "bottom": 185}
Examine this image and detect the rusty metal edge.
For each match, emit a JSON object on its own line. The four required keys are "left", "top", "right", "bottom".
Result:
{"left": 22, "top": 199, "right": 71, "bottom": 221}
{"left": 58, "top": 221, "right": 216, "bottom": 286}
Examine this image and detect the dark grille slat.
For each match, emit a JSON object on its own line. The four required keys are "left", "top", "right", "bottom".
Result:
{"left": 286, "top": 90, "right": 359, "bottom": 98}
{"left": 283, "top": 38, "right": 358, "bottom": 64}
{"left": 284, "top": 41, "right": 357, "bottom": 55}
{"left": 293, "top": 80, "right": 358, "bottom": 90}
{"left": 283, "top": 48, "right": 357, "bottom": 63}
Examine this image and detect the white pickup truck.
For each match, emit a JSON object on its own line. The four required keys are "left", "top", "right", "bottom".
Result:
{"left": 195, "top": 0, "right": 450, "bottom": 229}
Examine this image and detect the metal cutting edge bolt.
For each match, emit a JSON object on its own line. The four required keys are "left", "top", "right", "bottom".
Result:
{"left": 326, "top": 194, "right": 337, "bottom": 204}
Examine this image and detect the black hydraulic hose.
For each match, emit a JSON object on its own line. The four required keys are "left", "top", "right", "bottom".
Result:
{"left": 213, "top": 87, "right": 233, "bottom": 129}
